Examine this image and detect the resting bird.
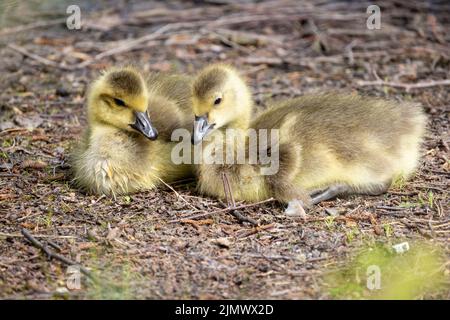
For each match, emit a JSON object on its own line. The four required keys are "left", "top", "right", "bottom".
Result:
{"left": 190, "top": 64, "right": 426, "bottom": 207}
{"left": 70, "top": 66, "right": 193, "bottom": 196}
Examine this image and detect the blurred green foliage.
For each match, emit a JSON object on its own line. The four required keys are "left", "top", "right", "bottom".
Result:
{"left": 325, "top": 241, "right": 447, "bottom": 299}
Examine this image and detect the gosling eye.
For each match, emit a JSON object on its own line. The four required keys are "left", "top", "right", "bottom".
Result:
{"left": 213, "top": 97, "right": 222, "bottom": 106}
{"left": 113, "top": 98, "right": 126, "bottom": 107}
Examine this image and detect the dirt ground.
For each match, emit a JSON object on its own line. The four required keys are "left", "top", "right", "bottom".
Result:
{"left": 0, "top": 0, "right": 449, "bottom": 299}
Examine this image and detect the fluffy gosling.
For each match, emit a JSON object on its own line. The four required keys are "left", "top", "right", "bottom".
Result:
{"left": 71, "top": 66, "right": 193, "bottom": 196}
{"left": 190, "top": 64, "right": 426, "bottom": 206}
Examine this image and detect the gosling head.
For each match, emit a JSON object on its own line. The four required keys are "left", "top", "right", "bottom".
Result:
{"left": 191, "top": 64, "right": 252, "bottom": 145}
{"left": 87, "top": 66, "right": 158, "bottom": 140}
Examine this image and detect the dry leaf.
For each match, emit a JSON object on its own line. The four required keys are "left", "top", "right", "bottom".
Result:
{"left": 21, "top": 159, "right": 47, "bottom": 170}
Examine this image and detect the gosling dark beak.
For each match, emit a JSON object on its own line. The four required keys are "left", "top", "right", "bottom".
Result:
{"left": 192, "top": 115, "right": 215, "bottom": 145}
{"left": 130, "top": 111, "right": 158, "bottom": 140}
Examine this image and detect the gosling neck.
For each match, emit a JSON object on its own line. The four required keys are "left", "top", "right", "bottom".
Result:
{"left": 222, "top": 82, "right": 253, "bottom": 132}
{"left": 213, "top": 95, "right": 252, "bottom": 152}
{"left": 226, "top": 113, "right": 251, "bottom": 132}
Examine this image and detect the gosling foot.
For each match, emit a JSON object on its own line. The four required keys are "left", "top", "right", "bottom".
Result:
{"left": 310, "top": 184, "right": 351, "bottom": 205}
{"left": 284, "top": 199, "right": 308, "bottom": 218}
{"left": 309, "top": 182, "right": 391, "bottom": 205}
{"left": 230, "top": 209, "right": 258, "bottom": 225}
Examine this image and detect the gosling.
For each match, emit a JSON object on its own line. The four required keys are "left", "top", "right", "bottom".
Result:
{"left": 70, "top": 66, "right": 193, "bottom": 196}
{"left": 191, "top": 64, "right": 426, "bottom": 206}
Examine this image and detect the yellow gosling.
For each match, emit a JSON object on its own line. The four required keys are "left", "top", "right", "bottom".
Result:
{"left": 190, "top": 64, "right": 426, "bottom": 206}
{"left": 70, "top": 66, "right": 193, "bottom": 196}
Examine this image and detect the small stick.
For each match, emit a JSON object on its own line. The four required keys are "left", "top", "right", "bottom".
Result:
{"left": 0, "top": 232, "right": 76, "bottom": 239}
{"left": 0, "top": 18, "right": 65, "bottom": 36}
{"left": 222, "top": 172, "right": 258, "bottom": 225}
{"left": 229, "top": 210, "right": 258, "bottom": 225}
{"left": 8, "top": 44, "right": 74, "bottom": 71}
{"left": 376, "top": 206, "right": 405, "bottom": 211}
{"left": 237, "top": 223, "right": 275, "bottom": 238}
{"left": 357, "top": 79, "right": 450, "bottom": 91}
{"left": 204, "top": 29, "right": 252, "bottom": 54}
{"left": 8, "top": 21, "right": 202, "bottom": 70}
{"left": 47, "top": 240, "right": 63, "bottom": 252}
{"left": 74, "top": 20, "right": 210, "bottom": 69}
{"left": 21, "top": 228, "right": 96, "bottom": 281}
{"left": 222, "top": 172, "right": 236, "bottom": 207}
{"left": 169, "top": 198, "right": 275, "bottom": 223}
{"left": 400, "top": 219, "right": 433, "bottom": 238}
{"left": 181, "top": 219, "right": 214, "bottom": 230}
{"left": 156, "top": 177, "right": 197, "bottom": 210}
{"left": 182, "top": 219, "right": 214, "bottom": 226}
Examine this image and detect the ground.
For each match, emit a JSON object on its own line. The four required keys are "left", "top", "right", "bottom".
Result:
{"left": 0, "top": 0, "right": 449, "bottom": 299}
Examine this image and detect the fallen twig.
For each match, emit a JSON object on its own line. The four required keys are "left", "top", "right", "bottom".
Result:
{"left": 213, "top": 28, "right": 284, "bottom": 45}
{"left": 222, "top": 172, "right": 259, "bottom": 225}
{"left": 169, "top": 198, "right": 275, "bottom": 223}
{"left": 75, "top": 20, "right": 210, "bottom": 68}
{"left": 229, "top": 210, "right": 259, "bottom": 225}
{"left": 7, "top": 44, "right": 74, "bottom": 71}
{"left": 0, "top": 232, "right": 76, "bottom": 239}
{"left": 181, "top": 219, "right": 214, "bottom": 230}
{"left": 21, "top": 228, "right": 96, "bottom": 281}
{"left": 400, "top": 219, "right": 433, "bottom": 238}
{"left": 357, "top": 79, "right": 450, "bottom": 91}
{"left": 237, "top": 223, "right": 275, "bottom": 238}
{"left": 204, "top": 29, "right": 253, "bottom": 54}
{"left": 7, "top": 21, "right": 205, "bottom": 70}
{"left": 156, "top": 176, "right": 196, "bottom": 210}
{"left": 0, "top": 18, "right": 65, "bottom": 36}
{"left": 376, "top": 205, "right": 409, "bottom": 211}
